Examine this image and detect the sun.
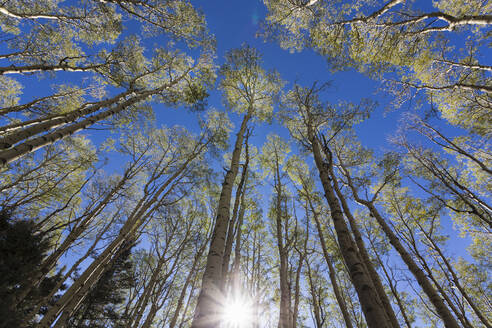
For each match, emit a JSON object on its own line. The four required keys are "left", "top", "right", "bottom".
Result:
{"left": 221, "top": 297, "right": 253, "bottom": 327}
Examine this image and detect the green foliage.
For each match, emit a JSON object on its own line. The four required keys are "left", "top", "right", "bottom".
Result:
{"left": 0, "top": 210, "right": 64, "bottom": 328}
{"left": 0, "top": 2, "right": 490, "bottom": 327}
{"left": 264, "top": 0, "right": 491, "bottom": 134}
{"left": 220, "top": 45, "right": 284, "bottom": 120}
{"left": 0, "top": 76, "right": 21, "bottom": 108}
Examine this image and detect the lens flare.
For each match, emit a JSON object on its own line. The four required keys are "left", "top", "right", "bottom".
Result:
{"left": 221, "top": 297, "right": 253, "bottom": 327}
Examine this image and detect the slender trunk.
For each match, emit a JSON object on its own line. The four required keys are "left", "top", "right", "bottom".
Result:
{"left": 169, "top": 241, "right": 207, "bottom": 328}
{"left": 254, "top": 239, "right": 262, "bottom": 328}
{"left": 39, "top": 221, "right": 137, "bottom": 327}
{"left": 20, "top": 210, "right": 121, "bottom": 326}
{"left": 0, "top": 90, "right": 82, "bottom": 116}
{"left": 37, "top": 143, "right": 202, "bottom": 327}
{"left": 330, "top": 169, "right": 400, "bottom": 328}
{"left": 418, "top": 222, "right": 491, "bottom": 327}
{"left": 53, "top": 239, "right": 136, "bottom": 328}
{"left": 0, "top": 66, "right": 193, "bottom": 165}
{"left": 307, "top": 195, "right": 354, "bottom": 328}
{"left": 309, "top": 133, "right": 391, "bottom": 328}
{"left": 368, "top": 203, "right": 461, "bottom": 328}
{"left": 130, "top": 253, "right": 171, "bottom": 328}
{"left": 367, "top": 235, "right": 413, "bottom": 328}
{"left": 339, "top": 160, "right": 461, "bottom": 328}
{"left": 232, "top": 140, "right": 250, "bottom": 288}
{"left": 306, "top": 261, "right": 323, "bottom": 328}
{"left": 292, "top": 248, "right": 305, "bottom": 328}
{"left": 0, "top": 88, "right": 134, "bottom": 149}
{"left": 10, "top": 169, "right": 134, "bottom": 310}
{"left": 191, "top": 112, "right": 251, "bottom": 328}
{"left": 0, "top": 90, "right": 150, "bottom": 165}
{"left": 0, "top": 62, "right": 109, "bottom": 75}
{"left": 398, "top": 217, "right": 473, "bottom": 328}
{"left": 139, "top": 267, "right": 179, "bottom": 328}
{"left": 0, "top": 113, "right": 69, "bottom": 135}
{"left": 179, "top": 275, "right": 199, "bottom": 328}
{"left": 273, "top": 156, "right": 290, "bottom": 328}
{"left": 278, "top": 253, "right": 290, "bottom": 328}
{"left": 221, "top": 137, "right": 249, "bottom": 289}
{"left": 419, "top": 250, "right": 473, "bottom": 328}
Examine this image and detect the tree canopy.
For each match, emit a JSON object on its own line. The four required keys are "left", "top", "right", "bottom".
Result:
{"left": 0, "top": 1, "right": 490, "bottom": 328}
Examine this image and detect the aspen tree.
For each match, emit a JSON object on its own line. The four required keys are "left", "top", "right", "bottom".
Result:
{"left": 335, "top": 147, "right": 461, "bottom": 328}
{"left": 291, "top": 164, "right": 355, "bottom": 328}
{"left": 0, "top": 0, "right": 215, "bottom": 164}
{"left": 282, "top": 83, "right": 393, "bottom": 328}
{"left": 36, "top": 118, "right": 224, "bottom": 327}
{"left": 260, "top": 134, "right": 294, "bottom": 328}
{"left": 221, "top": 130, "right": 251, "bottom": 290}
{"left": 192, "top": 46, "right": 282, "bottom": 328}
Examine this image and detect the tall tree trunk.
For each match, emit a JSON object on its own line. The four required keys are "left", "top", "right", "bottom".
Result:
{"left": 179, "top": 275, "right": 199, "bottom": 328}
{"left": 0, "top": 88, "right": 133, "bottom": 149}
{"left": 191, "top": 112, "right": 251, "bottom": 328}
{"left": 221, "top": 133, "right": 250, "bottom": 290}
{"left": 416, "top": 220, "right": 491, "bottom": 327}
{"left": 292, "top": 216, "right": 307, "bottom": 328}
{"left": 231, "top": 141, "right": 250, "bottom": 290}
{"left": 397, "top": 216, "right": 474, "bottom": 328}
{"left": 309, "top": 132, "right": 391, "bottom": 328}
{"left": 130, "top": 241, "right": 183, "bottom": 328}
{"left": 367, "top": 234, "right": 413, "bottom": 328}
{"left": 329, "top": 168, "right": 400, "bottom": 328}
{"left": 53, "top": 239, "right": 136, "bottom": 328}
{"left": 306, "top": 192, "right": 354, "bottom": 328}
{"left": 0, "top": 91, "right": 149, "bottom": 165}
{"left": 306, "top": 260, "right": 323, "bottom": 328}
{"left": 367, "top": 205, "right": 461, "bottom": 328}
{"left": 273, "top": 155, "right": 291, "bottom": 328}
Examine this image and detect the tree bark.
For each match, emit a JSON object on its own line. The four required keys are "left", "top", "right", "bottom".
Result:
{"left": 305, "top": 191, "right": 354, "bottom": 328}
{"left": 367, "top": 234, "right": 413, "bottom": 328}
{"left": 191, "top": 112, "right": 251, "bottom": 328}
{"left": 309, "top": 132, "right": 391, "bottom": 328}
{"left": 221, "top": 138, "right": 249, "bottom": 290}
{"left": 330, "top": 168, "right": 400, "bottom": 328}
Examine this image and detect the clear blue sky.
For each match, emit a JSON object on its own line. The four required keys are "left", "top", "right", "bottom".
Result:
{"left": 149, "top": 0, "right": 473, "bottom": 265}
{"left": 154, "top": 0, "right": 402, "bottom": 149}
{"left": 1, "top": 1, "right": 477, "bottom": 326}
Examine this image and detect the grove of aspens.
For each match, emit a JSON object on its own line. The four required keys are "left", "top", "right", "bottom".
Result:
{"left": 0, "top": 0, "right": 490, "bottom": 327}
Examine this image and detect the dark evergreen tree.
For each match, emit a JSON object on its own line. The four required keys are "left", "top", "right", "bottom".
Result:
{"left": 0, "top": 209, "right": 64, "bottom": 328}
{"left": 66, "top": 242, "right": 136, "bottom": 328}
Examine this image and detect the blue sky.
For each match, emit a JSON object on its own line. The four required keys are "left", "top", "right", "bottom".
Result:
{"left": 1, "top": 1, "right": 482, "bottom": 326}
{"left": 147, "top": 0, "right": 474, "bottom": 266}
{"left": 154, "top": 0, "right": 402, "bottom": 149}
